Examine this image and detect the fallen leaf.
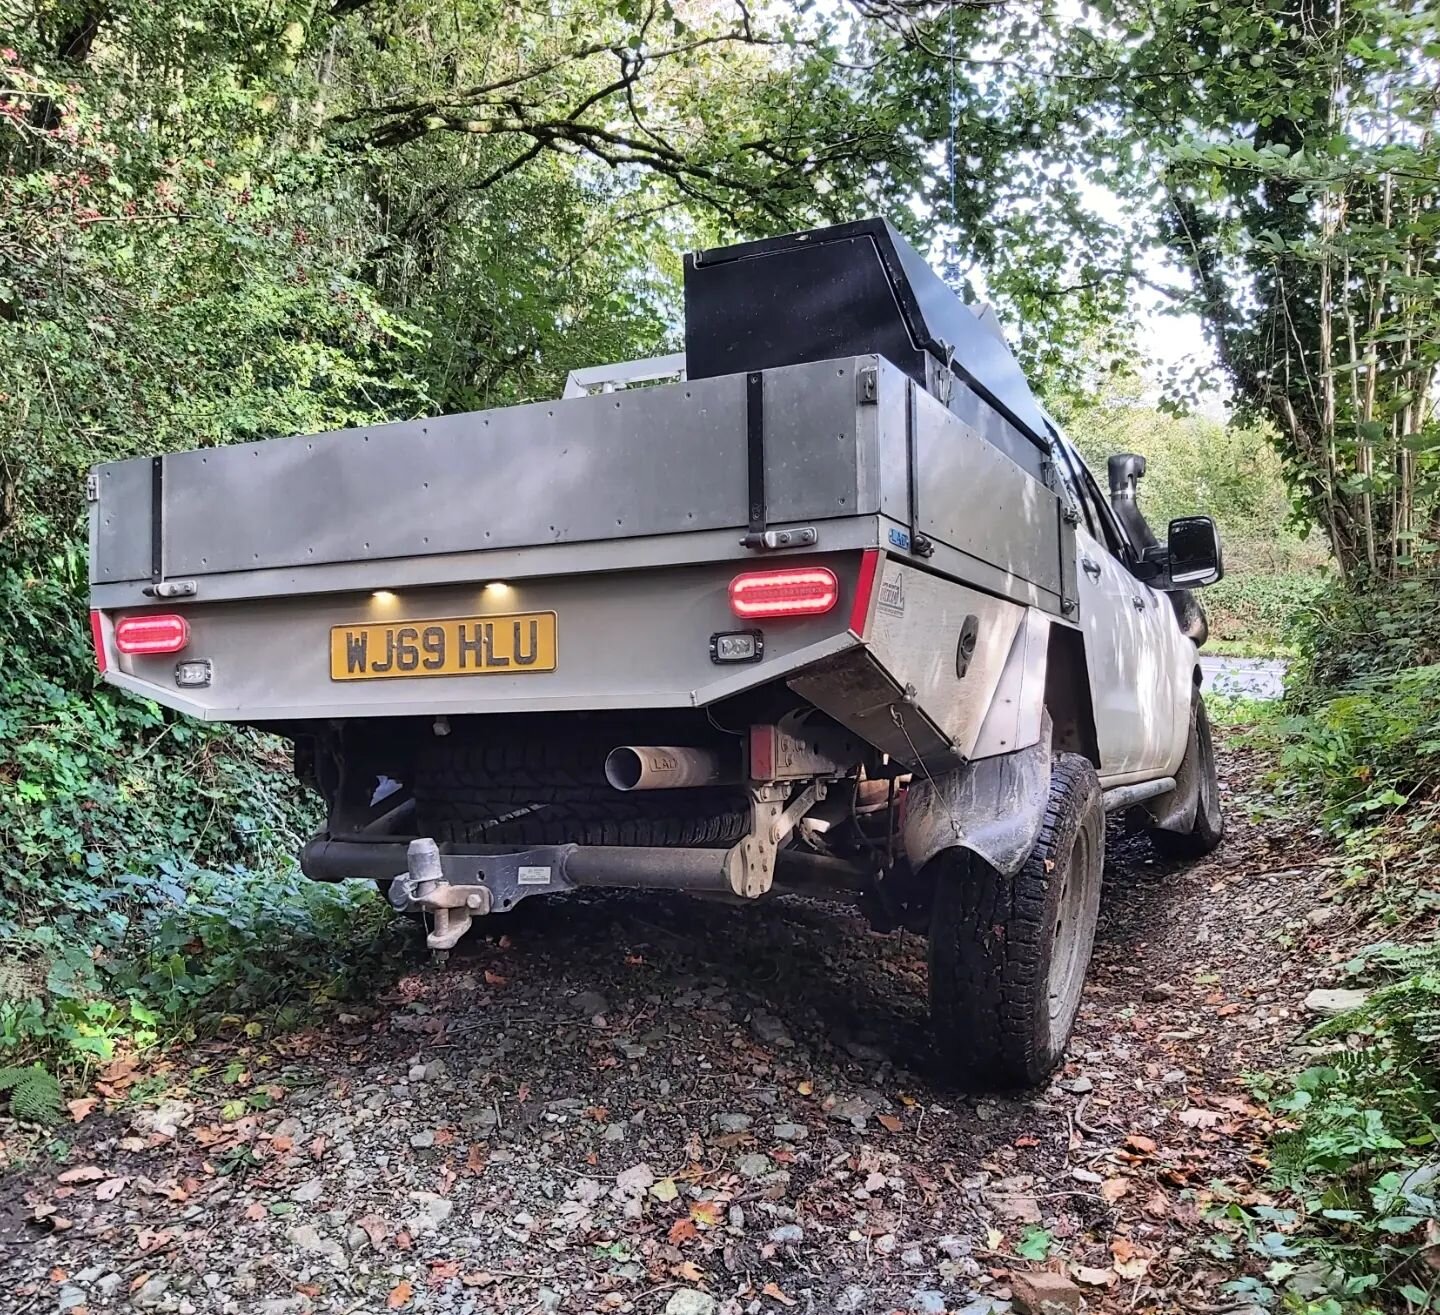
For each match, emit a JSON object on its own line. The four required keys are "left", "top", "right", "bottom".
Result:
{"left": 985, "top": 1227, "right": 1004, "bottom": 1251}
{"left": 483, "top": 970, "right": 508, "bottom": 987}
{"left": 432, "top": 1126, "right": 456, "bottom": 1146}
{"left": 464, "top": 1144, "right": 487, "bottom": 1176}
{"left": 307, "top": 1135, "right": 327, "bottom": 1160}
{"left": 244, "top": 1202, "right": 265, "bottom": 1222}
{"left": 762, "top": 1281, "right": 797, "bottom": 1307}
{"left": 356, "top": 1214, "right": 388, "bottom": 1249}
{"left": 650, "top": 1177, "right": 679, "bottom": 1203}
{"left": 1124, "top": 1133, "right": 1158, "bottom": 1154}
{"left": 98, "top": 1058, "right": 138, "bottom": 1090}
{"left": 270, "top": 1135, "right": 294, "bottom": 1153}
{"left": 669, "top": 1218, "right": 699, "bottom": 1246}
{"left": 66, "top": 1099, "right": 98, "bottom": 1124}
{"left": 428, "top": 1259, "right": 460, "bottom": 1285}
{"left": 672, "top": 1261, "right": 705, "bottom": 1283}
{"left": 876, "top": 1114, "right": 903, "bottom": 1133}
{"left": 1111, "top": 1236, "right": 1151, "bottom": 1279}
{"left": 57, "top": 1166, "right": 106, "bottom": 1184}
{"left": 1179, "top": 1108, "right": 1222, "bottom": 1129}
{"left": 1014, "top": 1135, "right": 1039, "bottom": 1148}
{"left": 394, "top": 1229, "right": 413, "bottom": 1250}
{"left": 1143, "top": 1190, "right": 1169, "bottom": 1219}
{"left": 690, "top": 1201, "right": 723, "bottom": 1227}
{"left": 94, "top": 1177, "right": 127, "bottom": 1201}
{"left": 136, "top": 1229, "right": 173, "bottom": 1253}
{"left": 387, "top": 1279, "right": 413, "bottom": 1308}
{"left": 1100, "top": 1178, "right": 1131, "bottom": 1203}
{"left": 49, "top": 1268, "right": 68, "bottom": 1283}
{"left": 1073, "top": 1265, "right": 1117, "bottom": 1286}
{"left": 462, "top": 1272, "right": 496, "bottom": 1287}
{"left": 517, "top": 1083, "right": 531, "bottom": 1102}
{"left": 796, "top": 1081, "right": 813, "bottom": 1096}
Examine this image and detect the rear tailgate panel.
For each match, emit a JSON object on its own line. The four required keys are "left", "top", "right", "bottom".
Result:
{"left": 97, "top": 557, "right": 866, "bottom": 722}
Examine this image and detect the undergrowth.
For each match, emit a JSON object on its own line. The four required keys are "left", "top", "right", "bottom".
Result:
{"left": 1221, "top": 942, "right": 1440, "bottom": 1314}
{"left": 0, "top": 558, "right": 415, "bottom": 1120}
{"left": 1229, "top": 578, "right": 1440, "bottom": 1312}
{"left": 1204, "top": 568, "right": 1328, "bottom": 654}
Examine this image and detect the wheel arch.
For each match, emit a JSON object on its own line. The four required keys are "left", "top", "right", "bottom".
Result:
{"left": 1043, "top": 623, "right": 1100, "bottom": 767}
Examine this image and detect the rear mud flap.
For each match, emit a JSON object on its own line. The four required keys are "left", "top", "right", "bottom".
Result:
{"left": 902, "top": 716, "right": 1053, "bottom": 878}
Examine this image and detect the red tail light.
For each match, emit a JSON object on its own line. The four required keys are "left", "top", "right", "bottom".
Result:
{"left": 115, "top": 613, "right": 190, "bottom": 655}
{"left": 729, "top": 567, "right": 839, "bottom": 618}
{"left": 89, "top": 610, "right": 108, "bottom": 674}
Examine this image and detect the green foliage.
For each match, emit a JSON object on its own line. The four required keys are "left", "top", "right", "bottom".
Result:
{"left": 0, "top": 1063, "right": 63, "bottom": 1124}
{"left": 0, "top": 561, "right": 316, "bottom": 918}
{"left": 0, "top": 555, "right": 415, "bottom": 1084}
{"left": 1246, "top": 942, "right": 1440, "bottom": 1311}
{"left": 1275, "top": 664, "right": 1440, "bottom": 835}
{"left": 0, "top": 864, "right": 410, "bottom": 1076}
{"left": 1062, "top": 0, "right": 1440, "bottom": 581}
{"left": 1291, "top": 577, "right": 1440, "bottom": 692}
{"left": 1201, "top": 573, "right": 1327, "bottom": 654}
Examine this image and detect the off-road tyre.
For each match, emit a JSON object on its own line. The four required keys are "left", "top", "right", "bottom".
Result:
{"left": 1150, "top": 692, "right": 1224, "bottom": 859}
{"left": 928, "top": 753, "right": 1105, "bottom": 1090}
{"left": 414, "top": 739, "right": 748, "bottom": 848}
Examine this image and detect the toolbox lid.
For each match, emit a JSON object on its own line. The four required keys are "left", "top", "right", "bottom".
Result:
{"left": 683, "top": 218, "right": 1049, "bottom": 449}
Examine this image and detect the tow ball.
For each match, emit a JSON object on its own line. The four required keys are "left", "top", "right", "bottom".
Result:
{"left": 390, "top": 838, "right": 493, "bottom": 952}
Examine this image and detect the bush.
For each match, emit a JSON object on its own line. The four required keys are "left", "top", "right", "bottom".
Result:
{"left": 0, "top": 559, "right": 316, "bottom": 921}
{"left": 1227, "top": 943, "right": 1440, "bottom": 1312}
{"left": 1291, "top": 576, "right": 1440, "bottom": 693}
{"left": 1204, "top": 568, "right": 1327, "bottom": 653}
{"left": 0, "top": 555, "right": 414, "bottom": 1089}
{"left": 0, "top": 865, "right": 408, "bottom": 1084}
{"left": 1275, "top": 665, "right": 1440, "bottom": 835}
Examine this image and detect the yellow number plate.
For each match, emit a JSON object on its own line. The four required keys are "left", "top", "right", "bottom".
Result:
{"left": 330, "top": 612, "right": 557, "bottom": 681}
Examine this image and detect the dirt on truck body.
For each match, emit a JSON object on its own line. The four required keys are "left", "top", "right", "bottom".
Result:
{"left": 87, "top": 218, "right": 1228, "bottom": 1089}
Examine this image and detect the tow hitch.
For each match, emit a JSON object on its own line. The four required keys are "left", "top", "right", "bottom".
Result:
{"left": 319, "top": 783, "right": 836, "bottom": 952}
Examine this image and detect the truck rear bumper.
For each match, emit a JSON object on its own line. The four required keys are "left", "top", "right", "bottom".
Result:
{"left": 303, "top": 835, "right": 869, "bottom": 949}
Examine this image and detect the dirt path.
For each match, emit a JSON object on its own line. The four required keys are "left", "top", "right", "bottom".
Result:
{"left": 3, "top": 743, "right": 1351, "bottom": 1315}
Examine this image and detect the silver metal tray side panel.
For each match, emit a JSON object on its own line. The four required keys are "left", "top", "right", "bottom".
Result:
{"left": 89, "top": 359, "right": 871, "bottom": 582}
{"left": 761, "top": 358, "right": 871, "bottom": 522}
{"left": 910, "top": 385, "right": 1066, "bottom": 598}
{"left": 91, "top": 458, "right": 155, "bottom": 585}
{"left": 864, "top": 560, "right": 1025, "bottom": 760}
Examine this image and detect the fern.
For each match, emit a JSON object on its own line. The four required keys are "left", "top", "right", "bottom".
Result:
{"left": 0, "top": 1064, "right": 63, "bottom": 1125}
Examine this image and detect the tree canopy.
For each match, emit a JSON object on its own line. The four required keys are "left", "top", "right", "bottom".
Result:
{"left": 2, "top": 0, "right": 1436, "bottom": 574}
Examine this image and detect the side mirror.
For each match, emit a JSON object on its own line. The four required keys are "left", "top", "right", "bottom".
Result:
{"left": 1166, "top": 516, "right": 1224, "bottom": 588}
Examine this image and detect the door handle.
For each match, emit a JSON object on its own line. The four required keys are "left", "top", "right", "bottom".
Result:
{"left": 1081, "top": 556, "right": 1102, "bottom": 579}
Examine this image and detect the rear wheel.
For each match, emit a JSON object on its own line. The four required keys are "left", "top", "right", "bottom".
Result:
{"left": 1150, "top": 693, "right": 1224, "bottom": 859}
{"left": 928, "top": 753, "right": 1105, "bottom": 1090}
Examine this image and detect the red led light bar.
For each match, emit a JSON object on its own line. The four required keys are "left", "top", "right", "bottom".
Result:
{"left": 115, "top": 613, "right": 190, "bottom": 656}
{"left": 728, "top": 567, "right": 839, "bottom": 619}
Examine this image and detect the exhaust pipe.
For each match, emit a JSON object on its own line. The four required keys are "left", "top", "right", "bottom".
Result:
{"left": 605, "top": 745, "right": 726, "bottom": 791}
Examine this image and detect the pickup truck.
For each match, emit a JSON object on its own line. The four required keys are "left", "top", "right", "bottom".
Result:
{"left": 87, "top": 218, "right": 1225, "bottom": 1089}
